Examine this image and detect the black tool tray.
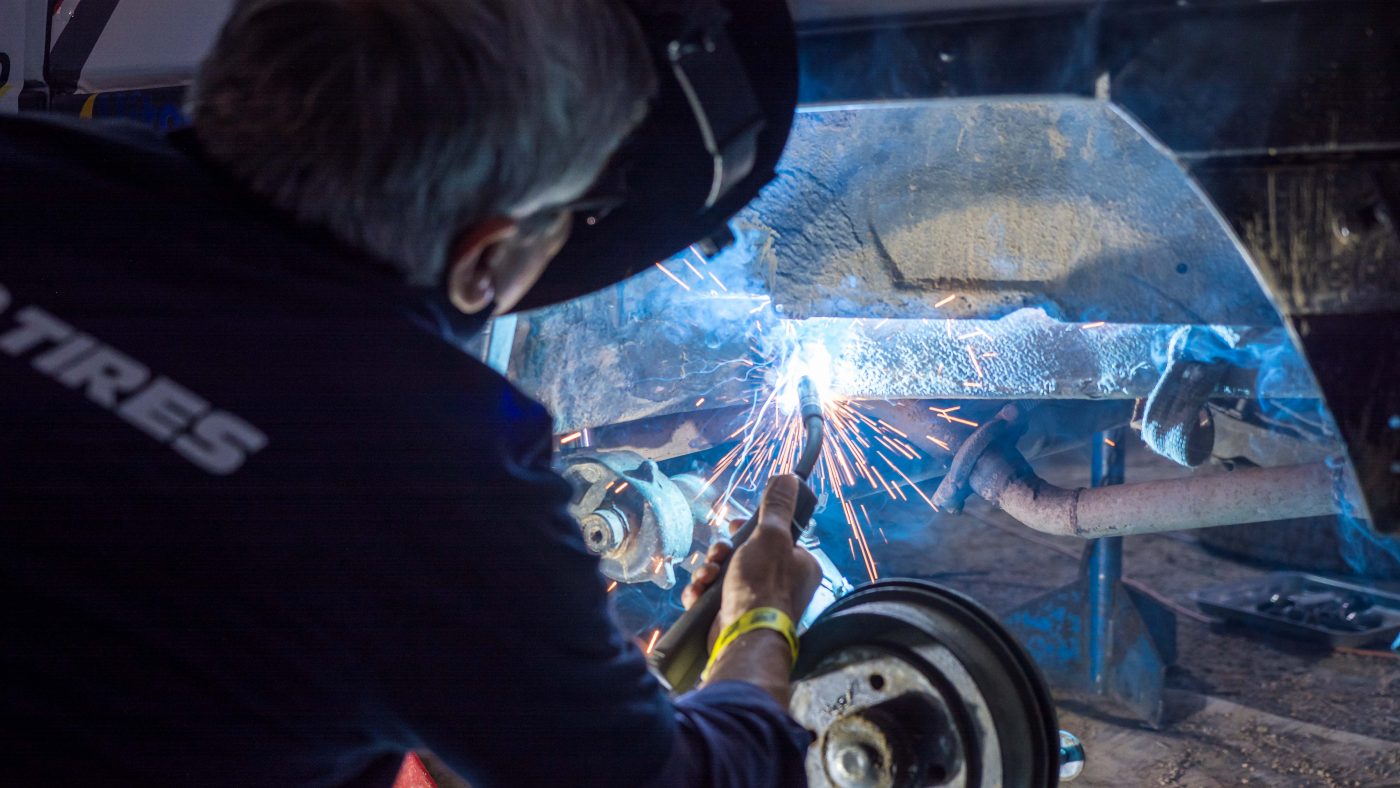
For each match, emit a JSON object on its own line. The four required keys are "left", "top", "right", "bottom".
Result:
{"left": 1191, "top": 572, "right": 1400, "bottom": 649}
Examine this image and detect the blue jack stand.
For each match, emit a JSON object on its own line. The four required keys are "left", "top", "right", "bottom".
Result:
{"left": 1002, "top": 428, "right": 1178, "bottom": 726}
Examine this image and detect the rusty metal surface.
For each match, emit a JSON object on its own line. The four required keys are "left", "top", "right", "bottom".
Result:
{"left": 968, "top": 448, "right": 1342, "bottom": 539}
{"left": 1196, "top": 161, "right": 1400, "bottom": 318}
{"left": 1193, "top": 160, "right": 1400, "bottom": 530}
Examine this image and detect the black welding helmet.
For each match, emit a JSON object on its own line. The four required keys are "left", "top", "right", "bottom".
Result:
{"left": 509, "top": 0, "right": 799, "bottom": 312}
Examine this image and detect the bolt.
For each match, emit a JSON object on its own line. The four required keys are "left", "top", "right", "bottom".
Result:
{"left": 827, "top": 743, "right": 880, "bottom": 788}
{"left": 578, "top": 509, "right": 627, "bottom": 554}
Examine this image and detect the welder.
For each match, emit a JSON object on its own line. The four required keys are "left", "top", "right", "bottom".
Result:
{"left": 0, "top": 0, "right": 821, "bottom": 785}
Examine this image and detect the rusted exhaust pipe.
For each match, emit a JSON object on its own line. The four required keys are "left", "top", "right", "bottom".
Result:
{"left": 967, "top": 448, "right": 1341, "bottom": 538}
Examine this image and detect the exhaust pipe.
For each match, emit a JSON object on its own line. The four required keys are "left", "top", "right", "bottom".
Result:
{"left": 967, "top": 447, "right": 1341, "bottom": 538}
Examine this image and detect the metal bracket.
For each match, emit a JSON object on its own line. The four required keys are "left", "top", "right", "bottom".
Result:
{"left": 1001, "top": 428, "right": 1177, "bottom": 725}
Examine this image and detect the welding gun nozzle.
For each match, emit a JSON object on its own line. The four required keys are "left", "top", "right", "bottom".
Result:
{"left": 797, "top": 376, "right": 822, "bottom": 419}
{"left": 793, "top": 377, "right": 825, "bottom": 481}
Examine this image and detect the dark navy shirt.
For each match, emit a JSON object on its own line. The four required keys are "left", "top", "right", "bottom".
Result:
{"left": 0, "top": 114, "right": 809, "bottom": 787}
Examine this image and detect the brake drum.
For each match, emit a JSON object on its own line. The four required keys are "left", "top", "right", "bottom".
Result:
{"left": 791, "top": 580, "right": 1061, "bottom": 788}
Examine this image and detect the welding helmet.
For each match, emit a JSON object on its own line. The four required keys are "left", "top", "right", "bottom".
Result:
{"left": 509, "top": 0, "right": 799, "bottom": 312}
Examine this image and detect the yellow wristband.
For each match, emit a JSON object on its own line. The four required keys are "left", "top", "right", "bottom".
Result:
{"left": 699, "top": 607, "right": 799, "bottom": 682}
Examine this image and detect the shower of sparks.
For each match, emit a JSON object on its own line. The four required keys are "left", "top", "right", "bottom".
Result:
{"left": 642, "top": 263, "right": 1014, "bottom": 584}
{"left": 687, "top": 331, "right": 980, "bottom": 584}
{"left": 645, "top": 629, "right": 661, "bottom": 655}
{"left": 1081, "top": 321, "right": 1107, "bottom": 329}
{"left": 654, "top": 262, "right": 691, "bottom": 290}
{"left": 560, "top": 431, "right": 582, "bottom": 445}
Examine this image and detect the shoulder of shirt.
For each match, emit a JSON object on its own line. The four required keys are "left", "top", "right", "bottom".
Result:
{"left": 1, "top": 115, "right": 559, "bottom": 468}
{"left": 0, "top": 113, "right": 182, "bottom": 179}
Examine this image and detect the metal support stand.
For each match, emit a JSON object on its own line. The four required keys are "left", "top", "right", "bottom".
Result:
{"left": 1002, "top": 428, "right": 1178, "bottom": 725}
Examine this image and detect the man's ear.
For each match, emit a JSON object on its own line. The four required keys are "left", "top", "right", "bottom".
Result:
{"left": 446, "top": 217, "right": 519, "bottom": 314}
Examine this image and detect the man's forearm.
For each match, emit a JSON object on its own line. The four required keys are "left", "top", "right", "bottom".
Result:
{"left": 702, "top": 629, "right": 795, "bottom": 705}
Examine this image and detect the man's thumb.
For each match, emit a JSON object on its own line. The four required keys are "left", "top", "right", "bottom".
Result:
{"left": 757, "top": 475, "right": 799, "bottom": 534}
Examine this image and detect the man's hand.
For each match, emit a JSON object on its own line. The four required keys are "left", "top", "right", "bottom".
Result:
{"left": 680, "top": 475, "right": 821, "bottom": 702}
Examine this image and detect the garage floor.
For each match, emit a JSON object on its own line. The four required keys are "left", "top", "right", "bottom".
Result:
{"left": 859, "top": 466, "right": 1400, "bottom": 786}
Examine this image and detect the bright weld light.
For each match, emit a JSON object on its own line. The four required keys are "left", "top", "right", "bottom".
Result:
{"left": 775, "top": 342, "right": 834, "bottom": 415}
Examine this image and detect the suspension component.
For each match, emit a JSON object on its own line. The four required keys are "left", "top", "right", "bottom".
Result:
{"left": 561, "top": 451, "right": 696, "bottom": 589}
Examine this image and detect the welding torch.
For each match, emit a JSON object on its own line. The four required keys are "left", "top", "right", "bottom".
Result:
{"left": 649, "top": 377, "right": 824, "bottom": 693}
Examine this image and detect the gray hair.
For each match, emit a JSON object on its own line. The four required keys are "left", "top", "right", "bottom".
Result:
{"left": 188, "top": 0, "right": 655, "bottom": 285}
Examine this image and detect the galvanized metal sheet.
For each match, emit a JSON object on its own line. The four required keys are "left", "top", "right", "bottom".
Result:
{"left": 746, "top": 100, "right": 1281, "bottom": 326}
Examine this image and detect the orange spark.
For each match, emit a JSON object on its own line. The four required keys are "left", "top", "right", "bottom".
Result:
{"left": 645, "top": 629, "right": 661, "bottom": 655}
{"left": 934, "top": 294, "right": 957, "bottom": 308}
{"left": 876, "top": 419, "right": 910, "bottom": 439}
{"left": 707, "top": 271, "right": 729, "bottom": 292}
{"left": 695, "top": 397, "right": 706, "bottom": 407}
{"left": 654, "top": 262, "right": 691, "bottom": 290}
{"left": 615, "top": 482, "right": 630, "bottom": 493}
{"left": 606, "top": 581, "right": 618, "bottom": 593}
{"left": 934, "top": 410, "right": 980, "bottom": 428}
{"left": 966, "top": 345, "right": 985, "bottom": 379}
{"left": 1082, "top": 321, "right": 1107, "bottom": 329}
{"left": 1104, "top": 437, "right": 1117, "bottom": 447}
{"left": 927, "top": 435, "right": 951, "bottom": 451}
{"left": 876, "top": 450, "right": 939, "bottom": 512}
{"left": 683, "top": 260, "right": 705, "bottom": 281}
{"left": 560, "top": 432, "right": 583, "bottom": 445}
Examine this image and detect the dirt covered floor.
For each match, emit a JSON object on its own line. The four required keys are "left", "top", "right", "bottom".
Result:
{"left": 853, "top": 441, "right": 1400, "bottom": 786}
